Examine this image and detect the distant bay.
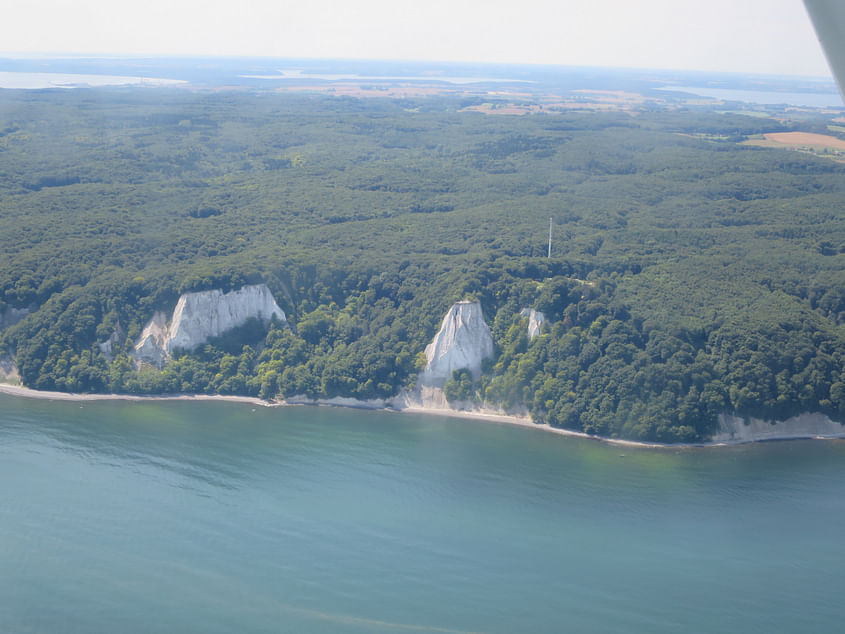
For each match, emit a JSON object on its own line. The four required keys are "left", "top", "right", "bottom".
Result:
{"left": 2, "top": 393, "right": 844, "bottom": 633}
{"left": 658, "top": 85, "right": 844, "bottom": 107}
{"left": 0, "top": 71, "right": 187, "bottom": 89}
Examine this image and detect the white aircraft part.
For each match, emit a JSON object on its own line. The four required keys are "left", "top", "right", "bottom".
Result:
{"left": 804, "top": 0, "right": 845, "bottom": 97}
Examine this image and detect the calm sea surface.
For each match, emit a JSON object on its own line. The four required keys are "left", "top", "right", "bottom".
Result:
{"left": 2, "top": 394, "right": 844, "bottom": 633}
{"left": 659, "top": 85, "right": 845, "bottom": 108}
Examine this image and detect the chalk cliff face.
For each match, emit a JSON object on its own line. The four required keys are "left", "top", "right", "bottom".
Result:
{"left": 167, "top": 284, "right": 285, "bottom": 353}
{"left": 0, "top": 307, "right": 31, "bottom": 331}
{"left": 519, "top": 308, "right": 545, "bottom": 340}
{"left": 133, "top": 284, "right": 286, "bottom": 367}
{"left": 711, "top": 412, "right": 845, "bottom": 443}
{"left": 134, "top": 311, "right": 169, "bottom": 368}
{"left": 97, "top": 324, "right": 124, "bottom": 361}
{"left": 0, "top": 353, "right": 19, "bottom": 383}
{"left": 421, "top": 300, "right": 494, "bottom": 386}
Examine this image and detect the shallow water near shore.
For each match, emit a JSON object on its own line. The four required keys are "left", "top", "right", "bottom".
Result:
{"left": 2, "top": 393, "right": 844, "bottom": 633}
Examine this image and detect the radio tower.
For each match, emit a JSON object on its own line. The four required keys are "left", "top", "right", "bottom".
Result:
{"left": 548, "top": 218, "right": 552, "bottom": 258}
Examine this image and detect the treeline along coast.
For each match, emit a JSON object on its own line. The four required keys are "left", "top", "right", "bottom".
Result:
{"left": 2, "top": 85, "right": 845, "bottom": 442}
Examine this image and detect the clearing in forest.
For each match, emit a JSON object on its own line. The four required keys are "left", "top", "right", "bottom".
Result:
{"left": 744, "top": 131, "right": 845, "bottom": 151}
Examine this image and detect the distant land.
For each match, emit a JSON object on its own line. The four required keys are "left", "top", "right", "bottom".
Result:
{"left": 0, "top": 56, "right": 842, "bottom": 106}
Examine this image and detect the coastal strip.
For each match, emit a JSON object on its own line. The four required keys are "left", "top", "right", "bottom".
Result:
{"left": 0, "top": 383, "right": 272, "bottom": 407}
{"left": 2, "top": 383, "right": 844, "bottom": 448}
{"left": 0, "top": 383, "right": 672, "bottom": 447}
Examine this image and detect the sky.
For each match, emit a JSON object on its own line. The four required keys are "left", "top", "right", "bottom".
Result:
{"left": 1, "top": 0, "right": 833, "bottom": 77}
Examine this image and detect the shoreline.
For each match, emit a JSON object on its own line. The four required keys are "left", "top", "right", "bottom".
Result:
{"left": 0, "top": 383, "right": 273, "bottom": 407}
{"left": 396, "top": 404, "right": 680, "bottom": 448}
{"left": 2, "top": 383, "right": 844, "bottom": 449}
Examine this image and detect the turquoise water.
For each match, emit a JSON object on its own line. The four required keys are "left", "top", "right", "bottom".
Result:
{"left": 1, "top": 394, "right": 844, "bottom": 633}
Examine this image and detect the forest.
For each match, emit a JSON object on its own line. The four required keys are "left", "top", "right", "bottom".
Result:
{"left": 1, "top": 87, "right": 844, "bottom": 441}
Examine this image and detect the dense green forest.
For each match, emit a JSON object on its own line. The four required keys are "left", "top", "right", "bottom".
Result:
{"left": 1, "top": 87, "right": 844, "bottom": 441}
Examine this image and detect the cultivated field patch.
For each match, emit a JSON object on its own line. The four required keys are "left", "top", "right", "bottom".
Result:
{"left": 745, "top": 131, "right": 845, "bottom": 150}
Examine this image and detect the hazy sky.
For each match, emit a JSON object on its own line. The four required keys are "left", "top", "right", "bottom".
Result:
{"left": 2, "top": 0, "right": 832, "bottom": 77}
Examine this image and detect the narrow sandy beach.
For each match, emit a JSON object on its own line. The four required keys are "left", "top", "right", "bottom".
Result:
{"left": 397, "top": 404, "right": 675, "bottom": 447}
{"left": 0, "top": 382, "right": 670, "bottom": 447}
{"left": 0, "top": 383, "right": 273, "bottom": 407}
{"left": 2, "top": 382, "right": 843, "bottom": 449}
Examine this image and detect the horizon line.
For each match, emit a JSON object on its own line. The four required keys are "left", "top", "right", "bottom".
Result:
{"left": 0, "top": 53, "right": 835, "bottom": 82}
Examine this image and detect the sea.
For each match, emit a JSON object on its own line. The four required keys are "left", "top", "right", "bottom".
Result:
{"left": 1, "top": 393, "right": 844, "bottom": 633}
{"left": 657, "top": 85, "right": 845, "bottom": 108}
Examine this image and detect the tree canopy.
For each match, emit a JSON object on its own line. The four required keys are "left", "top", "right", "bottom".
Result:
{"left": 1, "top": 88, "right": 844, "bottom": 441}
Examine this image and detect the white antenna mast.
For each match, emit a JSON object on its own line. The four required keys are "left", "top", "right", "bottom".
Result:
{"left": 548, "top": 217, "right": 552, "bottom": 258}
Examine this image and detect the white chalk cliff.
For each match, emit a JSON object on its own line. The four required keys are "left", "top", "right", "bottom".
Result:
{"left": 0, "top": 307, "right": 30, "bottom": 330}
{"left": 711, "top": 412, "right": 845, "bottom": 443}
{"left": 133, "top": 284, "right": 286, "bottom": 367}
{"left": 520, "top": 308, "right": 545, "bottom": 340}
{"left": 421, "top": 300, "right": 495, "bottom": 386}
{"left": 97, "top": 323, "right": 124, "bottom": 361}
{"left": 134, "top": 311, "right": 170, "bottom": 368}
{"left": 167, "top": 285, "right": 285, "bottom": 353}
{"left": 0, "top": 353, "right": 19, "bottom": 383}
